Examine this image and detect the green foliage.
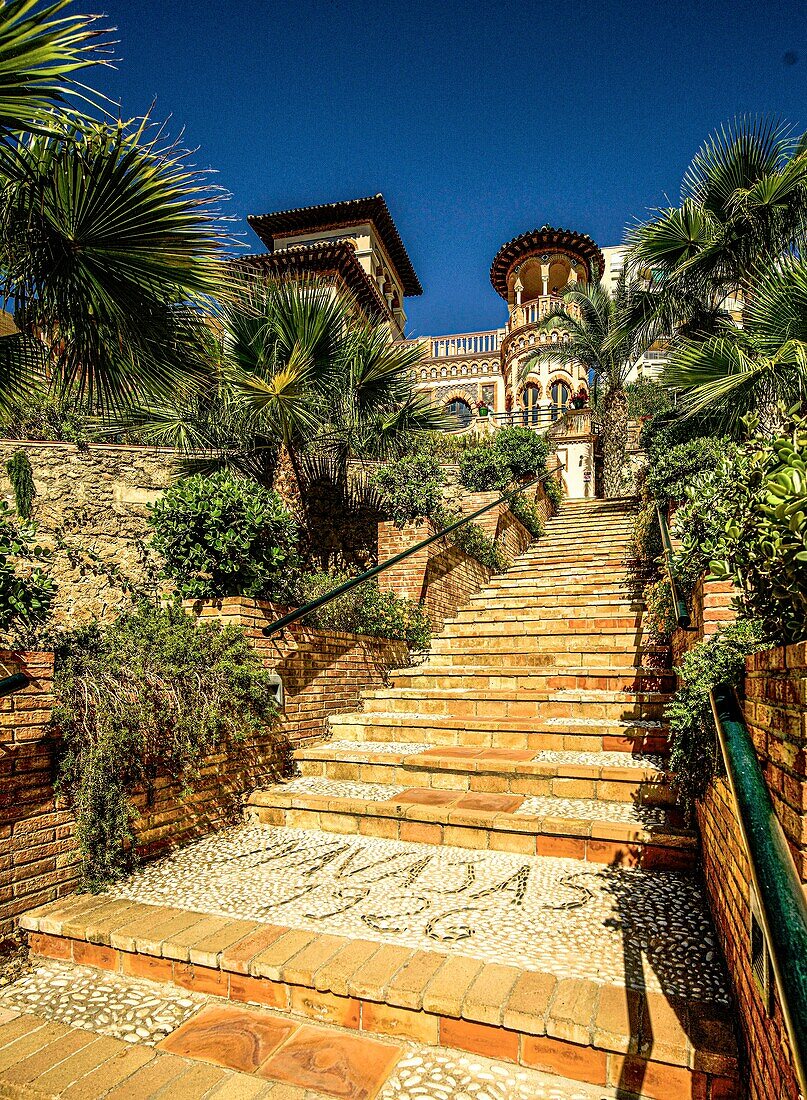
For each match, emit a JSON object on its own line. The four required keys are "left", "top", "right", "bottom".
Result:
{"left": 370, "top": 454, "right": 445, "bottom": 527}
{"left": 149, "top": 472, "right": 300, "bottom": 600}
{"left": 0, "top": 393, "right": 91, "bottom": 444}
{"left": 6, "top": 449, "right": 34, "bottom": 518}
{"left": 704, "top": 412, "right": 807, "bottom": 643}
{"left": 633, "top": 501, "right": 662, "bottom": 561}
{"left": 297, "top": 571, "right": 431, "bottom": 651}
{"left": 459, "top": 428, "right": 550, "bottom": 492}
{"left": 668, "top": 620, "right": 766, "bottom": 815}
{"left": 0, "top": 501, "right": 53, "bottom": 633}
{"left": 434, "top": 506, "right": 507, "bottom": 572}
{"left": 645, "top": 435, "right": 730, "bottom": 507}
{"left": 458, "top": 446, "right": 511, "bottom": 492}
{"left": 643, "top": 574, "right": 677, "bottom": 642}
{"left": 624, "top": 377, "right": 673, "bottom": 421}
{"left": 52, "top": 602, "right": 278, "bottom": 889}
{"left": 505, "top": 492, "right": 545, "bottom": 538}
{"left": 543, "top": 477, "right": 564, "bottom": 510}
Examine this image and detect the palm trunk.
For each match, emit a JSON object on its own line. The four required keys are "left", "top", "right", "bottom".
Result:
{"left": 600, "top": 388, "right": 629, "bottom": 498}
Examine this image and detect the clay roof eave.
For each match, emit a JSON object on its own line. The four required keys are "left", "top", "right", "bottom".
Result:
{"left": 248, "top": 194, "right": 422, "bottom": 297}
{"left": 490, "top": 226, "right": 606, "bottom": 299}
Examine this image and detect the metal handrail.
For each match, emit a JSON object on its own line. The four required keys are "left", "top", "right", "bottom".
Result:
{"left": 262, "top": 467, "right": 560, "bottom": 637}
{"left": 656, "top": 505, "right": 693, "bottom": 630}
{"left": 0, "top": 672, "right": 28, "bottom": 697}
{"left": 710, "top": 684, "right": 807, "bottom": 1095}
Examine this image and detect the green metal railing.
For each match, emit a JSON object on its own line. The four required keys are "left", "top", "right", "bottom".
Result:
{"left": 262, "top": 467, "right": 560, "bottom": 637}
{"left": 656, "top": 505, "right": 693, "bottom": 630}
{"left": 710, "top": 684, "right": 807, "bottom": 1095}
{"left": 0, "top": 671, "right": 28, "bottom": 697}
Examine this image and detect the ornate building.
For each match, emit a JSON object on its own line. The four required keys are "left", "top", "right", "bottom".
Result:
{"left": 409, "top": 228, "right": 660, "bottom": 431}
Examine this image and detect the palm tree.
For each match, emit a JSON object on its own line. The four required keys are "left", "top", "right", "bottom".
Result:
{"left": 0, "top": 118, "right": 228, "bottom": 413}
{"left": 0, "top": 0, "right": 111, "bottom": 143}
{"left": 626, "top": 117, "right": 807, "bottom": 330}
{"left": 663, "top": 260, "right": 807, "bottom": 429}
{"left": 125, "top": 277, "right": 446, "bottom": 555}
{"left": 525, "top": 276, "right": 644, "bottom": 497}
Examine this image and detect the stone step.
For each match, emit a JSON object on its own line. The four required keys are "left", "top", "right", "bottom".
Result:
{"left": 247, "top": 779, "right": 694, "bottom": 869}
{"left": 0, "top": 961, "right": 630, "bottom": 1100}
{"left": 18, "top": 831, "right": 738, "bottom": 1097}
{"left": 389, "top": 667, "right": 676, "bottom": 694}
{"left": 426, "top": 645, "right": 670, "bottom": 669}
{"left": 359, "top": 688, "right": 669, "bottom": 722}
{"left": 507, "top": 557, "right": 636, "bottom": 571}
{"left": 462, "top": 591, "right": 645, "bottom": 607}
{"left": 439, "top": 624, "right": 654, "bottom": 644}
{"left": 483, "top": 577, "right": 645, "bottom": 593}
{"left": 327, "top": 711, "right": 670, "bottom": 754}
{"left": 293, "top": 740, "right": 677, "bottom": 806}
{"left": 449, "top": 605, "right": 648, "bottom": 624}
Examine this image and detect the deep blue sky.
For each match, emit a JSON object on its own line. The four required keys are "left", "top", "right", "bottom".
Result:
{"left": 93, "top": 0, "right": 807, "bottom": 337}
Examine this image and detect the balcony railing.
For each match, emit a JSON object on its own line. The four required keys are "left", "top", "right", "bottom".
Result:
{"left": 508, "top": 296, "right": 581, "bottom": 334}
{"left": 427, "top": 330, "right": 504, "bottom": 359}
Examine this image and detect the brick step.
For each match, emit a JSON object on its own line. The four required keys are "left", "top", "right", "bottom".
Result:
{"left": 327, "top": 711, "right": 670, "bottom": 753}
{"left": 450, "top": 605, "right": 647, "bottom": 624}
{"left": 507, "top": 556, "right": 636, "bottom": 571}
{"left": 426, "top": 650, "right": 670, "bottom": 670}
{"left": 20, "top": 895, "right": 738, "bottom": 1098}
{"left": 294, "top": 741, "right": 677, "bottom": 806}
{"left": 0, "top": 995, "right": 630, "bottom": 1100}
{"left": 463, "top": 591, "right": 645, "bottom": 607}
{"left": 389, "top": 667, "right": 675, "bottom": 694}
{"left": 484, "top": 576, "right": 644, "bottom": 592}
{"left": 359, "top": 689, "right": 669, "bottom": 722}
{"left": 440, "top": 624, "right": 652, "bottom": 643}
{"left": 246, "top": 780, "right": 695, "bottom": 870}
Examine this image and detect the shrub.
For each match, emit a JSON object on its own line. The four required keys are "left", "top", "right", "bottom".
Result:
{"left": 459, "top": 446, "right": 511, "bottom": 491}
{"left": 543, "top": 476, "right": 564, "bottom": 510}
{"left": 370, "top": 454, "right": 445, "bottom": 527}
{"left": 490, "top": 428, "right": 550, "bottom": 480}
{"left": 0, "top": 394, "right": 90, "bottom": 445}
{"left": 668, "top": 619, "right": 766, "bottom": 815}
{"left": 625, "top": 378, "right": 673, "bottom": 421}
{"left": 149, "top": 472, "right": 300, "bottom": 600}
{"left": 643, "top": 574, "right": 677, "bottom": 642}
{"left": 6, "top": 450, "right": 35, "bottom": 519}
{"left": 505, "top": 492, "right": 545, "bottom": 538}
{"left": 53, "top": 602, "right": 279, "bottom": 889}
{"left": 706, "top": 412, "right": 807, "bottom": 643}
{"left": 298, "top": 571, "right": 431, "bottom": 651}
{"left": 633, "top": 501, "right": 662, "bottom": 562}
{"left": 459, "top": 428, "right": 550, "bottom": 492}
{"left": 0, "top": 502, "right": 54, "bottom": 637}
{"left": 645, "top": 436, "right": 730, "bottom": 507}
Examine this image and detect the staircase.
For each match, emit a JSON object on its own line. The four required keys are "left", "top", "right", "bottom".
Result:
{"left": 14, "top": 498, "right": 739, "bottom": 1099}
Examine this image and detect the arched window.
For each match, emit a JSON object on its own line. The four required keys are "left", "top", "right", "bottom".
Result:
{"left": 550, "top": 380, "right": 571, "bottom": 421}
{"left": 445, "top": 398, "right": 472, "bottom": 428}
{"left": 521, "top": 383, "right": 542, "bottom": 426}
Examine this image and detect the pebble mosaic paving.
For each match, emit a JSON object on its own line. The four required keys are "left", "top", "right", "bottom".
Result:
{"left": 270, "top": 777, "right": 668, "bottom": 826}
{"left": 311, "top": 741, "right": 667, "bottom": 773}
{"left": 111, "top": 824, "right": 729, "bottom": 1003}
{"left": 0, "top": 960, "right": 204, "bottom": 1044}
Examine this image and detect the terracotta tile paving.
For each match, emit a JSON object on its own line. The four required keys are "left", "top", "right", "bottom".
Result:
{"left": 455, "top": 793, "right": 525, "bottom": 813}
{"left": 159, "top": 1003, "right": 296, "bottom": 1073}
{"left": 257, "top": 1024, "right": 402, "bottom": 1099}
{"left": 391, "top": 788, "right": 458, "bottom": 806}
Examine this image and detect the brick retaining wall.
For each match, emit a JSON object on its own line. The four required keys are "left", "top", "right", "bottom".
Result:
{"left": 3, "top": 616, "right": 404, "bottom": 934}
{"left": 377, "top": 487, "right": 550, "bottom": 632}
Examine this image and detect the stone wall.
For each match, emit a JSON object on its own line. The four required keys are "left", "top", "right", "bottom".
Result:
{"left": 3, "top": 617, "right": 405, "bottom": 934}
{"left": 0, "top": 439, "right": 176, "bottom": 629}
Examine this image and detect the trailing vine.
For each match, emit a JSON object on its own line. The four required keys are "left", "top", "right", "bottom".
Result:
{"left": 6, "top": 449, "right": 35, "bottom": 519}
{"left": 52, "top": 602, "right": 280, "bottom": 890}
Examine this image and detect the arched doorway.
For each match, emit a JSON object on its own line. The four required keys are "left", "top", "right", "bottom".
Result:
{"left": 445, "top": 397, "right": 472, "bottom": 428}
{"left": 521, "top": 383, "right": 542, "bottom": 426}
{"left": 550, "top": 380, "right": 571, "bottom": 421}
